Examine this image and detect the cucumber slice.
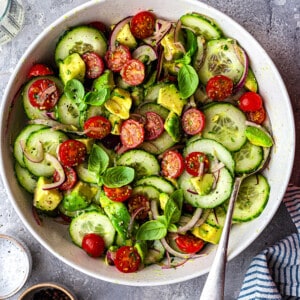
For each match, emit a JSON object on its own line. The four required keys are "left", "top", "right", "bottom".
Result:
{"left": 202, "top": 102, "right": 247, "bottom": 151}
{"left": 231, "top": 174, "right": 270, "bottom": 222}
{"left": 135, "top": 102, "right": 169, "bottom": 119}
{"left": 180, "top": 13, "right": 222, "bottom": 40}
{"left": 132, "top": 185, "right": 161, "bottom": 201}
{"left": 198, "top": 38, "right": 244, "bottom": 84}
{"left": 15, "top": 162, "right": 38, "bottom": 194}
{"left": 69, "top": 211, "right": 115, "bottom": 248}
{"left": 144, "top": 83, "right": 168, "bottom": 102}
{"left": 178, "top": 168, "right": 233, "bottom": 208}
{"left": 76, "top": 162, "right": 98, "bottom": 184}
{"left": 116, "top": 149, "right": 160, "bottom": 178}
{"left": 55, "top": 25, "right": 107, "bottom": 63}
{"left": 205, "top": 206, "right": 227, "bottom": 228}
{"left": 135, "top": 176, "right": 175, "bottom": 195}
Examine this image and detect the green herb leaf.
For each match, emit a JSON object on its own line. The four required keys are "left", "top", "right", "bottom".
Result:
{"left": 64, "top": 79, "right": 85, "bottom": 103}
{"left": 84, "top": 88, "right": 110, "bottom": 106}
{"left": 88, "top": 144, "right": 109, "bottom": 175}
{"left": 136, "top": 219, "right": 167, "bottom": 241}
{"left": 178, "top": 64, "right": 199, "bottom": 99}
{"left": 102, "top": 166, "right": 135, "bottom": 188}
{"left": 164, "top": 189, "right": 183, "bottom": 224}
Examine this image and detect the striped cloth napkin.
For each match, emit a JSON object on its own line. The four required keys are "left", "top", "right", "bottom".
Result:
{"left": 238, "top": 184, "right": 300, "bottom": 299}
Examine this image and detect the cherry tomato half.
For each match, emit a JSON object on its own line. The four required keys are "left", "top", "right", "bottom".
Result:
{"left": 206, "top": 75, "right": 234, "bottom": 101}
{"left": 246, "top": 107, "right": 266, "bottom": 124}
{"left": 175, "top": 233, "right": 205, "bottom": 254}
{"left": 130, "top": 11, "right": 156, "bottom": 39}
{"left": 120, "top": 59, "right": 145, "bottom": 86}
{"left": 84, "top": 115, "right": 111, "bottom": 139}
{"left": 182, "top": 108, "right": 206, "bottom": 135}
{"left": 82, "top": 52, "right": 105, "bottom": 79}
{"left": 28, "top": 78, "right": 60, "bottom": 110}
{"left": 53, "top": 166, "right": 77, "bottom": 191}
{"left": 58, "top": 139, "right": 87, "bottom": 167}
{"left": 103, "top": 185, "right": 133, "bottom": 202}
{"left": 127, "top": 194, "right": 150, "bottom": 220}
{"left": 144, "top": 111, "right": 164, "bottom": 141}
{"left": 161, "top": 150, "right": 185, "bottom": 179}
{"left": 27, "top": 63, "right": 53, "bottom": 78}
{"left": 185, "top": 152, "right": 210, "bottom": 177}
{"left": 114, "top": 246, "right": 141, "bottom": 273}
{"left": 238, "top": 92, "right": 263, "bottom": 112}
{"left": 105, "top": 44, "right": 131, "bottom": 72}
{"left": 120, "top": 119, "right": 145, "bottom": 149}
{"left": 82, "top": 233, "right": 105, "bottom": 257}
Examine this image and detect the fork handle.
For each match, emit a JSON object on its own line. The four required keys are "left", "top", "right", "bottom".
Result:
{"left": 199, "top": 177, "right": 243, "bottom": 300}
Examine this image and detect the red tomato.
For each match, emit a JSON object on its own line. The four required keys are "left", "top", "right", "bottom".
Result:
{"left": 82, "top": 52, "right": 105, "bottom": 79}
{"left": 206, "top": 75, "right": 234, "bottom": 101}
{"left": 82, "top": 233, "right": 105, "bottom": 257}
{"left": 127, "top": 194, "right": 150, "bottom": 220}
{"left": 105, "top": 45, "right": 131, "bottom": 72}
{"left": 238, "top": 92, "right": 263, "bottom": 112}
{"left": 144, "top": 111, "right": 164, "bottom": 140}
{"left": 130, "top": 11, "right": 156, "bottom": 39}
{"left": 120, "top": 59, "right": 145, "bottom": 86}
{"left": 53, "top": 166, "right": 77, "bottom": 191}
{"left": 84, "top": 116, "right": 111, "bottom": 139}
{"left": 161, "top": 150, "right": 185, "bottom": 179}
{"left": 89, "top": 21, "right": 109, "bottom": 36}
{"left": 103, "top": 185, "right": 132, "bottom": 202}
{"left": 175, "top": 233, "right": 205, "bottom": 254}
{"left": 120, "top": 119, "right": 145, "bottom": 149}
{"left": 58, "top": 140, "right": 87, "bottom": 167}
{"left": 27, "top": 63, "right": 53, "bottom": 78}
{"left": 28, "top": 78, "right": 60, "bottom": 110}
{"left": 185, "top": 152, "right": 210, "bottom": 177}
{"left": 246, "top": 107, "right": 266, "bottom": 124}
{"left": 182, "top": 108, "right": 206, "bottom": 135}
{"left": 114, "top": 246, "right": 141, "bottom": 273}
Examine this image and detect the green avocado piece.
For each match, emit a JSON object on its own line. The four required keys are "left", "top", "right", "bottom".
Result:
{"left": 134, "top": 240, "right": 148, "bottom": 263}
{"left": 164, "top": 111, "right": 182, "bottom": 142}
{"left": 116, "top": 23, "right": 137, "bottom": 49}
{"left": 190, "top": 173, "right": 215, "bottom": 196}
{"left": 92, "top": 69, "right": 115, "bottom": 91}
{"left": 244, "top": 68, "right": 258, "bottom": 93}
{"left": 192, "top": 222, "right": 223, "bottom": 244}
{"left": 245, "top": 125, "right": 273, "bottom": 147}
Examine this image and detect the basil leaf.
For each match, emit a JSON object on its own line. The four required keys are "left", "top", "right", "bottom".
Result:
{"left": 88, "top": 144, "right": 109, "bottom": 175}
{"left": 102, "top": 166, "right": 135, "bottom": 188}
{"left": 178, "top": 64, "right": 199, "bottom": 99}
{"left": 136, "top": 220, "right": 167, "bottom": 241}
{"left": 165, "top": 189, "right": 183, "bottom": 224}
{"left": 84, "top": 88, "right": 110, "bottom": 106}
{"left": 186, "top": 29, "right": 197, "bottom": 57}
{"left": 64, "top": 79, "right": 85, "bottom": 103}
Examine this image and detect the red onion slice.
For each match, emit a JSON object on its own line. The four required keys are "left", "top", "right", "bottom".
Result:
{"left": 21, "top": 140, "right": 44, "bottom": 163}
{"left": 177, "top": 207, "right": 203, "bottom": 233}
{"left": 143, "top": 19, "right": 172, "bottom": 46}
{"left": 233, "top": 45, "right": 249, "bottom": 92}
{"left": 132, "top": 45, "right": 158, "bottom": 64}
{"left": 28, "top": 119, "right": 79, "bottom": 133}
{"left": 109, "top": 16, "right": 132, "bottom": 51}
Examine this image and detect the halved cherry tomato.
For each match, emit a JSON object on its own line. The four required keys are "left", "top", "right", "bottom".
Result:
{"left": 185, "top": 152, "right": 210, "bottom": 177}
{"left": 206, "top": 75, "right": 234, "bottom": 101}
{"left": 144, "top": 111, "right": 164, "bottom": 140}
{"left": 175, "top": 233, "right": 205, "bottom": 254}
{"left": 58, "top": 140, "right": 87, "bottom": 167}
{"left": 246, "top": 106, "right": 266, "bottom": 124}
{"left": 182, "top": 108, "right": 206, "bottom": 135}
{"left": 105, "top": 44, "right": 131, "bottom": 72}
{"left": 130, "top": 11, "right": 156, "bottom": 39}
{"left": 114, "top": 246, "right": 141, "bottom": 273}
{"left": 53, "top": 166, "right": 77, "bottom": 191}
{"left": 83, "top": 115, "right": 111, "bottom": 139}
{"left": 27, "top": 63, "right": 53, "bottom": 78}
{"left": 161, "top": 150, "right": 185, "bottom": 179}
{"left": 120, "top": 59, "right": 145, "bottom": 86}
{"left": 127, "top": 194, "right": 150, "bottom": 220}
{"left": 82, "top": 233, "right": 105, "bottom": 258}
{"left": 82, "top": 52, "right": 105, "bottom": 79}
{"left": 103, "top": 185, "right": 132, "bottom": 202}
{"left": 28, "top": 78, "right": 60, "bottom": 110}
{"left": 238, "top": 92, "right": 263, "bottom": 112}
{"left": 120, "top": 119, "right": 145, "bottom": 149}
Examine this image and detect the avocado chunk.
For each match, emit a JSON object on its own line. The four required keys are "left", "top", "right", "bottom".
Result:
{"left": 164, "top": 111, "right": 182, "bottom": 142}
{"left": 92, "top": 69, "right": 115, "bottom": 91}
{"left": 58, "top": 53, "right": 86, "bottom": 84}
{"left": 157, "top": 84, "right": 187, "bottom": 116}
{"left": 33, "top": 177, "right": 63, "bottom": 211}
{"left": 190, "top": 173, "right": 215, "bottom": 196}
{"left": 192, "top": 222, "right": 223, "bottom": 244}
{"left": 116, "top": 23, "right": 137, "bottom": 49}
{"left": 244, "top": 68, "right": 258, "bottom": 93}
{"left": 161, "top": 30, "right": 185, "bottom": 61}
{"left": 134, "top": 240, "right": 148, "bottom": 263}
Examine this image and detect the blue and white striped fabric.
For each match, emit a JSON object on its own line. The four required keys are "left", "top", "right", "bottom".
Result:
{"left": 238, "top": 184, "right": 300, "bottom": 300}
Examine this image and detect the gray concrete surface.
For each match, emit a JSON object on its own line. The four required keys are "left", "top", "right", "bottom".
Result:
{"left": 0, "top": 0, "right": 299, "bottom": 299}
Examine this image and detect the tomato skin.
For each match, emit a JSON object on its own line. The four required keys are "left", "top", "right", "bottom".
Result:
{"left": 82, "top": 52, "right": 105, "bottom": 79}
{"left": 53, "top": 166, "right": 77, "bottom": 191}
{"left": 145, "top": 111, "right": 164, "bottom": 141}
{"left": 27, "top": 64, "right": 53, "bottom": 78}
{"left": 120, "top": 119, "right": 145, "bottom": 149}
{"left": 161, "top": 150, "right": 185, "bottom": 179}
{"left": 127, "top": 194, "right": 150, "bottom": 220}
{"left": 103, "top": 185, "right": 133, "bottom": 202}
{"left": 58, "top": 140, "right": 87, "bottom": 167}
{"left": 185, "top": 152, "right": 210, "bottom": 177}
{"left": 206, "top": 75, "right": 234, "bottom": 101}
{"left": 130, "top": 11, "right": 156, "bottom": 39}
{"left": 238, "top": 92, "right": 263, "bottom": 112}
{"left": 120, "top": 59, "right": 145, "bottom": 86}
{"left": 84, "top": 116, "right": 111, "bottom": 139}
{"left": 182, "top": 108, "right": 206, "bottom": 135}
{"left": 28, "top": 78, "right": 60, "bottom": 110}
{"left": 114, "top": 246, "right": 141, "bottom": 273}
{"left": 82, "top": 233, "right": 105, "bottom": 258}
{"left": 105, "top": 45, "right": 131, "bottom": 72}
{"left": 246, "top": 107, "right": 266, "bottom": 124}
{"left": 175, "top": 233, "right": 205, "bottom": 254}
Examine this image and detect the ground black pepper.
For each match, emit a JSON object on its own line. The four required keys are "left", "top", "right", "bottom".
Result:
{"left": 32, "top": 288, "right": 71, "bottom": 300}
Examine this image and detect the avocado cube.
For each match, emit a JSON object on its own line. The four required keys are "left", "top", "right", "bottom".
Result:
{"left": 192, "top": 222, "right": 223, "bottom": 244}
{"left": 190, "top": 173, "right": 215, "bottom": 196}
{"left": 92, "top": 69, "right": 115, "bottom": 91}
{"left": 116, "top": 23, "right": 137, "bottom": 49}
{"left": 164, "top": 111, "right": 182, "bottom": 142}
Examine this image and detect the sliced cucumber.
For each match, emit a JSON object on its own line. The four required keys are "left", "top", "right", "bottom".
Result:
{"left": 198, "top": 38, "right": 244, "bottom": 84}
{"left": 205, "top": 207, "right": 226, "bottom": 228}
{"left": 135, "top": 102, "right": 169, "bottom": 120}
{"left": 69, "top": 211, "right": 115, "bottom": 248}
{"left": 178, "top": 168, "right": 233, "bottom": 208}
{"left": 76, "top": 162, "right": 98, "bottom": 184}
{"left": 180, "top": 13, "right": 222, "bottom": 40}
{"left": 233, "top": 141, "right": 263, "bottom": 174}
{"left": 144, "top": 83, "right": 168, "bottom": 102}
{"left": 14, "top": 162, "right": 38, "bottom": 194}
{"left": 55, "top": 25, "right": 107, "bottom": 63}
{"left": 135, "top": 175, "right": 175, "bottom": 195}
{"left": 144, "top": 240, "right": 165, "bottom": 265}
{"left": 202, "top": 102, "right": 247, "bottom": 152}
{"left": 116, "top": 149, "right": 160, "bottom": 178}
{"left": 132, "top": 185, "right": 161, "bottom": 201}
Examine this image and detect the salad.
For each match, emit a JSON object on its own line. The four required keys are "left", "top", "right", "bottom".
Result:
{"left": 13, "top": 10, "right": 273, "bottom": 273}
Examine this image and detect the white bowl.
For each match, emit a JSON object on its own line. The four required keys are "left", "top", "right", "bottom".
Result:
{"left": 0, "top": 0, "right": 295, "bottom": 286}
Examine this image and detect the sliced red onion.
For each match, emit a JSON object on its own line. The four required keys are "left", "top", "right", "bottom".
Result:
{"left": 177, "top": 207, "right": 203, "bottom": 233}
{"left": 21, "top": 139, "right": 44, "bottom": 163}
{"left": 143, "top": 19, "right": 172, "bottom": 46}
{"left": 32, "top": 206, "right": 42, "bottom": 226}
{"left": 132, "top": 45, "right": 158, "bottom": 64}
{"left": 210, "top": 162, "right": 225, "bottom": 173}
{"left": 156, "top": 45, "right": 164, "bottom": 81}
{"left": 28, "top": 119, "right": 79, "bottom": 133}
{"left": 174, "top": 20, "right": 182, "bottom": 44}
{"left": 105, "top": 248, "right": 117, "bottom": 266}
{"left": 194, "top": 208, "right": 211, "bottom": 227}
{"left": 233, "top": 45, "right": 249, "bottom": 92}
{"left": 187, "top": 188, "right": 198, "bottom": 195}
{"left": 160, "top": 237, "right": 196, "bottom": 259}
{"left": 109, "top": 16, "right": 132, "bottom": 51}
{"left": 150, "top": 199, "right": 160, "bottom": 220}
{"left": 45, "top": 111, "right": 57, "bottom": 120}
